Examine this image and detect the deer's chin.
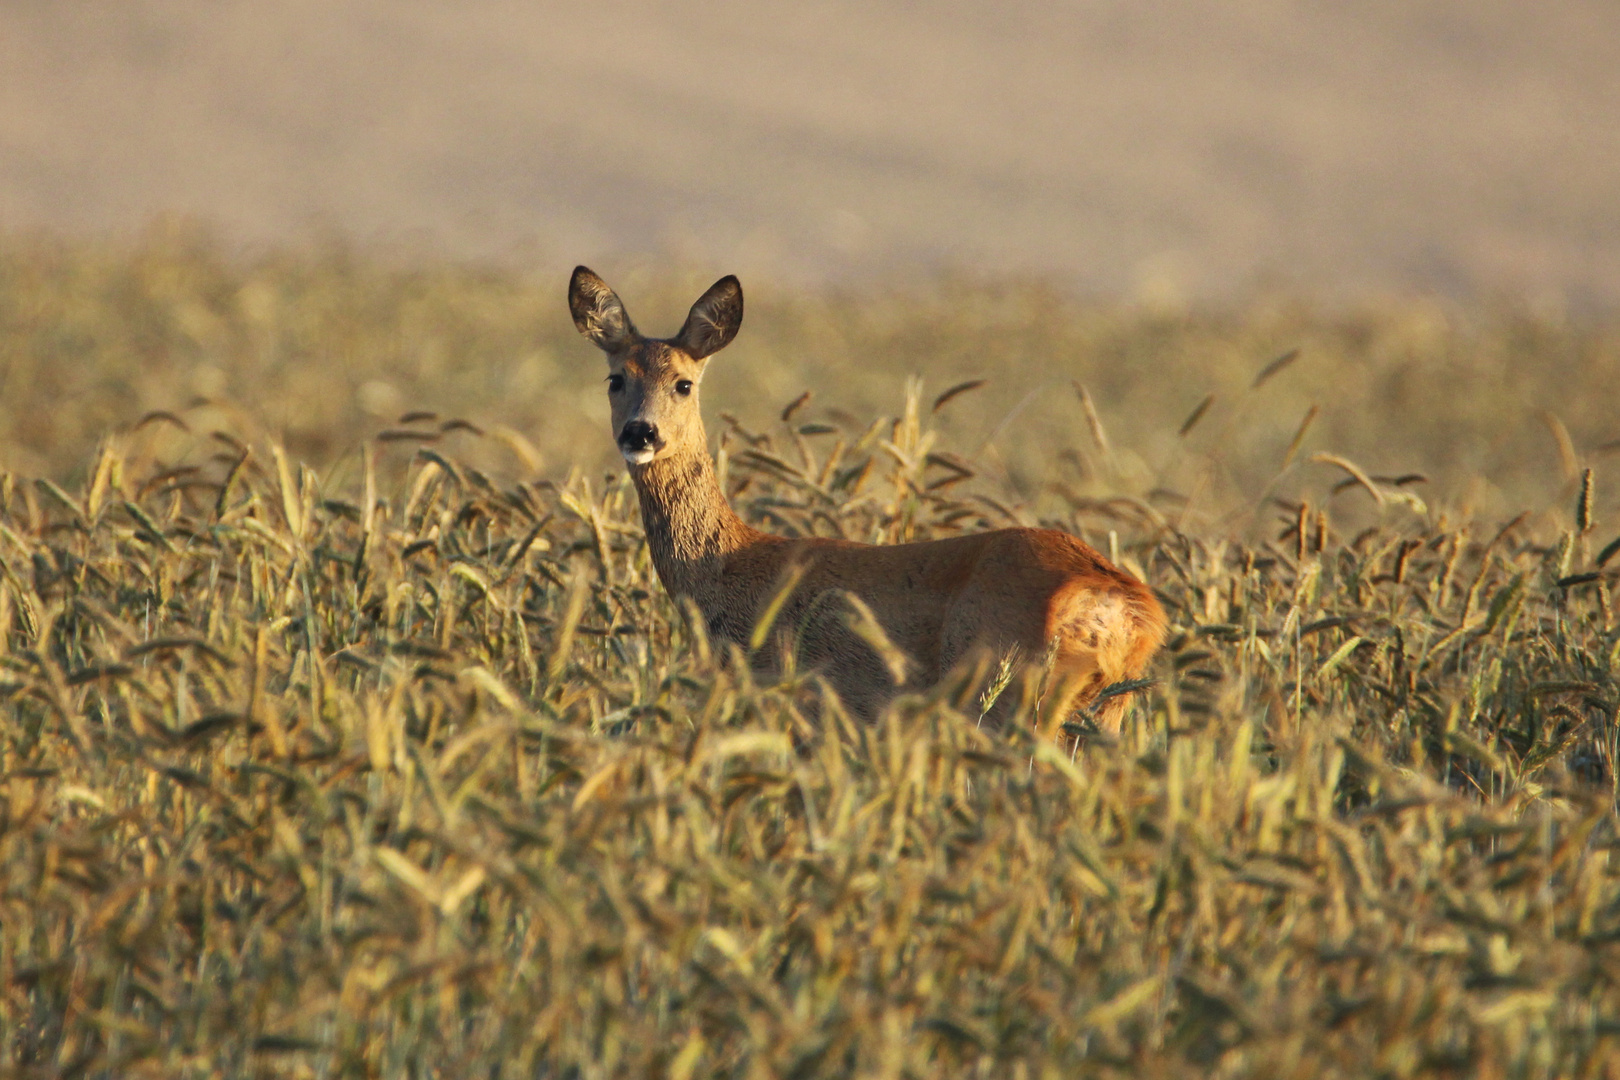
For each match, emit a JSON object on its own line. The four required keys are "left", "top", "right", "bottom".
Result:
{"left": 621, "top": 447, "right": 658, "bottom": 466}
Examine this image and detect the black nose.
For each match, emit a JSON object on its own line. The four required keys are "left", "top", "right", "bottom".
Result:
{"left": 619, "top": 420, "right": 658, "bottom": 452}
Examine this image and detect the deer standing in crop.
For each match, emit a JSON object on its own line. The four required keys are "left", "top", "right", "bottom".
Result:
{"left": 568, "top": 267, "right": 1165, "bottom": 736}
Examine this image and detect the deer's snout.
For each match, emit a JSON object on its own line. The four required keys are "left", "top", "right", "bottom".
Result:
{"left": 618, "top": 419, "right": 661, "bottom": 459}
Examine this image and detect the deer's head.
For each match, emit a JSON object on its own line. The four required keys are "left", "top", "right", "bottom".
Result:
{"left": 569, "top": 267, "right": 743, "bottom": 466}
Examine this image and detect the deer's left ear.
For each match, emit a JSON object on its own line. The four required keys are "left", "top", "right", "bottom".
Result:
{"left": 569, "top": 266, "right": 639, "bottom": 353}
{"left": 674, "top": 275, "right": 743, "bottom": 360}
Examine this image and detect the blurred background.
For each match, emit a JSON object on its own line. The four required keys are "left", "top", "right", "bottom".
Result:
{"left": 5, "top": 0, "right": 1618, "bottom": 301}
{"left": 2, "top": 0, "right": 1619, "bottom": 528}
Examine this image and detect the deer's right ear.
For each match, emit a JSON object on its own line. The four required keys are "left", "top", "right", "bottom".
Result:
{"left": 674, "top": 275, "right": 743, "bottom": 360}
{"left": 569, "top": 266, "right": 638, "bottom": 353}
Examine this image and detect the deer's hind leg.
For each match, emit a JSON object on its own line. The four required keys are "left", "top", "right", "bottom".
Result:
{"left": 1030, "top": 650, "right": 1106, "bottom": 743}
{"left": 949, "top": 644, "right": 1108, "bottom": 742}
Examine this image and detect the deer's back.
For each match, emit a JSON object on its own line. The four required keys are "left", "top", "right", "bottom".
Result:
{"left": 722, "top": 526, "right": 1161, "bottom": 683}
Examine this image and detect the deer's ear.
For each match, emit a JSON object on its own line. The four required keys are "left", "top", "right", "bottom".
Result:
{"left": 569, "top": 266, "right": 638, "bottom": 353}
{"left": 674, "top": 275, "right": 743, "bottom": 360}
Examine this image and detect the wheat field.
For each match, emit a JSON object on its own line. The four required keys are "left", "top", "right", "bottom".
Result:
{"left": 2, "top": 234, "right": 1620, "bottom": 1077}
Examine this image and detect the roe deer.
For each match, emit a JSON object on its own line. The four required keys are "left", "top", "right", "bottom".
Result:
{"left": 568, "top": 266, "right": 1166, "bottom": 736}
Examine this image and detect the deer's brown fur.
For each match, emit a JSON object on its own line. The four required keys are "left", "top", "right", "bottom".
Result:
{"left": 569, "top": 266, "right": 1165, "bottom": 734}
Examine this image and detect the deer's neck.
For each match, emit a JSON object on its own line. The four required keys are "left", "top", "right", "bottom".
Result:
{"left": 629, "top": 446, "right": 759, "bottom": 604}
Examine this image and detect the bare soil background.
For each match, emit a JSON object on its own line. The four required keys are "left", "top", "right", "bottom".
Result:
{"left": 3, "top": 0, "right": 1618, "bottom": 305}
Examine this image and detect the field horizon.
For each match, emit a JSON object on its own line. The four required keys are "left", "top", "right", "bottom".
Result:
{"left": 4, "top": 230, "right": 1619, "bottom": 520}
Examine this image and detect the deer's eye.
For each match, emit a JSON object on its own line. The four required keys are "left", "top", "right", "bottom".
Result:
{"left": 607, "top": 374, "right": 624, "bottom": 393}
{"left": 675, "top": 379, "right": 694, "bottom": 397}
